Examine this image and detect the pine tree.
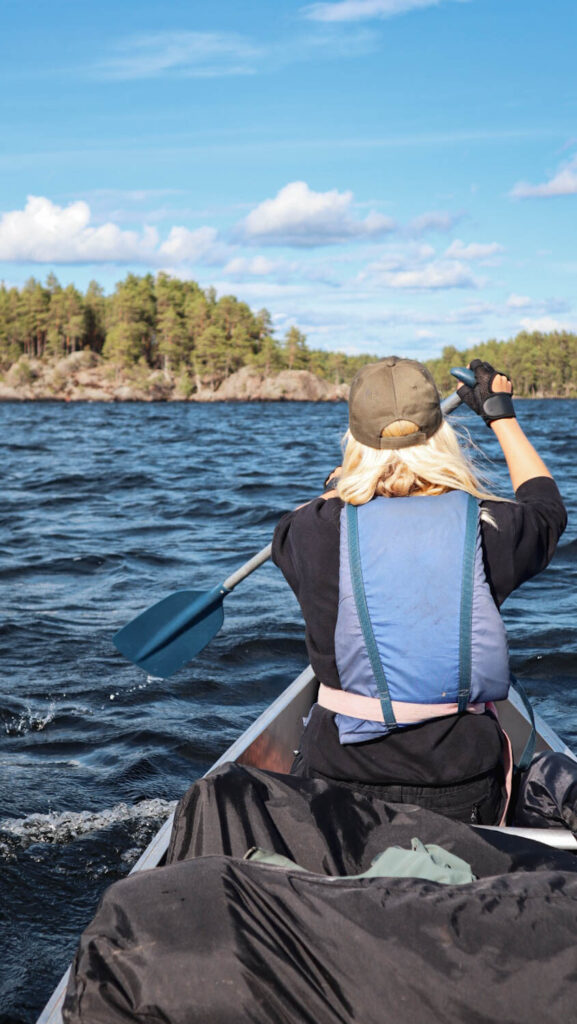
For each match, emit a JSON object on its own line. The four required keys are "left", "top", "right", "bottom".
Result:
{"left": 283, "top": 326, "right": 309, "bottom": 370}
{"left": 103, "top": 274, "right": 156, "bottom": 365}
{"left": 85, "top": 281, "right": 106, "bottom": 354}
{"left": 155, "top": 274, "right": 189, "bottom": 372}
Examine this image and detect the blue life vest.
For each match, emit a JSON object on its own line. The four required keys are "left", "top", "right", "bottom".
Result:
{"left": 334, "top": 491, "right": 510, "bottom": 744}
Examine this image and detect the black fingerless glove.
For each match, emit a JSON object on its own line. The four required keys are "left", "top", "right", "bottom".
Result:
{"left": 457, "top": 359, "right": 516, "bottom": 428}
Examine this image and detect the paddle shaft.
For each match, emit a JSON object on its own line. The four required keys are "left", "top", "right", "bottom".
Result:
{"left": 223, "top": 543, "right": 273, "bottom": 591}
{"left": 440, "top": 390, "right": 463, "bottom": 415}
{"left": 114, "top": 373, "right": 474, "bottom": 675}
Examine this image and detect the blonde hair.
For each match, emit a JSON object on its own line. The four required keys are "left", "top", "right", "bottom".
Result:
{"left": 337, "top": 418, "right": 500, "bottom": 506}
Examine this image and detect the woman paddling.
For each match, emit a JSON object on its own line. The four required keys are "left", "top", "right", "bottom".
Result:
{"left": 272, "top": 357, "right": 567, "bottom": 825}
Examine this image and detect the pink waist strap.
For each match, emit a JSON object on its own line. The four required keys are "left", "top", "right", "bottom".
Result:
{"left": 317, "top": 683, "right": 486, "bottom": 725}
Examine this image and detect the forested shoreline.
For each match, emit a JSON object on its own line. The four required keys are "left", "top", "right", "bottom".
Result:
{"left": 1, "top": 272, "right": 576, "bottom": 400}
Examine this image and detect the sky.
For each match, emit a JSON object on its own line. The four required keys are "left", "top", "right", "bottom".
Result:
{"left": 1, "top": 0, "right": 576, "bottom": 359}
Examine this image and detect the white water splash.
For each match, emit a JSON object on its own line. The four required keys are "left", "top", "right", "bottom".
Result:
{"left": 0, "top": 797, "right": 176, "bottom": 852}
{"left": 105, "top": 673, "right": 163, "bottom": 704}
{"left": 3, "top": 701, "right": 57, "bottom": 736}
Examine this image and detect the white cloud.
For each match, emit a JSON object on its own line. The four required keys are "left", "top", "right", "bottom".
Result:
{"left": 408, "top": 210, "right": 463, "bottom": 235}
{"left": 510, "top": 156, "right": 577, "bottom": 198}
{"left": 158, "top": 226, "right": 231, "bottom": 265}
{"left": 519, "top": 316, "right": 574, "bottom": 333}
{"left": 506, "top": 293, "right": 532, "bottom": 309}
{"left": 96, "top": 32, "right": 262, "bottom": 80}
{"left": 0, "top": 196, "right": 159, "bottom": 263}
{"left": 91, "top": 27, "right": 380, "bottom": 82}
{"left": 221, "top": 255, "right": 341, "bottom": 287}
{"left": 223, "top": 256, "right": 282, "bottom": 277}
{"left": 379, "top": 260, "right": 477, "bottom": 289}
{"left": 0, "top": 196, "right": 229, "bottom": 266}
{"left": 241, "top": 181, "right": 396, "bottom": 246}
{"left": 368, "top": 243, "right": 435, "bottom": 272}
{"left": 303, "top": 0, "right": 459, "bottom": 23}
{"left": 444, "top": 239, "right": 503, "bottom": 262}
{"left": 361, "top": 242, "right": 479, "bottom": 290}
{"left": 506, "top": 295, "right": 571, "bottom": 319}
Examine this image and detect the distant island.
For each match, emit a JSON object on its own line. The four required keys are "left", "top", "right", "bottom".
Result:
{"left": 1, "top": 272, "right": 575, "bottom": 401}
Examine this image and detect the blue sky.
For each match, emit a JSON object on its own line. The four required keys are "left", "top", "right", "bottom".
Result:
{"left": 1, "top": 0, "right": 576, "bottom": 358}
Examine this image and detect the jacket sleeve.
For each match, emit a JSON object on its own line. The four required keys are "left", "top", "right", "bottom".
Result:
{"left": 272, "top": 498, "right": 342, "bottom": 687}
{"left": 481, "top": 477, "right": 567, "bottom": 605}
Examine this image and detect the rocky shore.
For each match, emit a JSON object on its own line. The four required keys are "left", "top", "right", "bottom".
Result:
{"left": 0, "top": 353, "right": 349, "bottom": 403}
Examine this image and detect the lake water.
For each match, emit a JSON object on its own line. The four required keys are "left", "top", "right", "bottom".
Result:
{"left": 1, "top": 398, "right": 576, "bottom": 1022}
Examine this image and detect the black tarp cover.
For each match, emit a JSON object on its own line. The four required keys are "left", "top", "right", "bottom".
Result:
{"left": 63, "top": 764, "right": 577, "bottom": 1024}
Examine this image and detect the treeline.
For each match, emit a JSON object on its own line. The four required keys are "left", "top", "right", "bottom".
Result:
{"left": 1, "top": 273, "right": 575, "bottom": 397}
{"left": 0, "top": 273, "right": 372, "bottom": 390}
{"left": 426, "top": 334, "right": 577, "bottom": 398}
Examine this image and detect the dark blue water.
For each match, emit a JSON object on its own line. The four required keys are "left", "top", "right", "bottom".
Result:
{"left": 0, "top": 399, "right": 575, "bottom": 1022}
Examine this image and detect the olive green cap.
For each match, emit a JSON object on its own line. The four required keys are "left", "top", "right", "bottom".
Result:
{"left": 348, "top": 357, "right": 442, "bottom": 450}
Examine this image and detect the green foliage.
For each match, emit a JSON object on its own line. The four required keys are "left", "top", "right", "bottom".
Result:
{"left": 0, "top": 272, "right": 576, "bottom": 396}
{"left": 283, "top": 326, "right": 309, "bottom": 370}
{"left": 84, "top": 281, "right": 107, "bottom": 354}
{"left": 427, "top": 332, "right": 577, "bottom": 398}
{"left": 175, "top": 369, "right": 196, "bottom": 399}
{"left": 8, "top": 356, "right": 36, "bottom": 386}
{"left": 0, "top": 284, "right": 24, "bottom": 367}
{"left": 103, "top": 274, "right": 156, "bottom": 365}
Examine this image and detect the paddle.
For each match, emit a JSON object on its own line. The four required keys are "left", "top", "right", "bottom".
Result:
{"left": 114, "top": 367, "right": 475, "bottom": 677}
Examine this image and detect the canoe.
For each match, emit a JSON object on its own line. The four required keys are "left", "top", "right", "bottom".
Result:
{"left": 36, "top": 665, "right": 577, "bottom": 1024}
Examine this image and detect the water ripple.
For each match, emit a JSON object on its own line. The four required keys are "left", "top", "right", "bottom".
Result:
{"left": 0, "top": 398, "right": 575, "bottom": 1021}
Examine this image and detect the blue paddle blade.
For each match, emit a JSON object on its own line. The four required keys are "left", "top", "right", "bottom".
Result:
{"left": 450, "top": 367, "right": 476, "bottom": 388}
{"left": 113, "top": 586, "right": 226, "bottom": 678}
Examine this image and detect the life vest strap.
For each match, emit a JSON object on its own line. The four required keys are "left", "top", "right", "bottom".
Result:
{"left": 457, "top": 494, "right": 478, "bottom": 712}
{"left": 318, "top": 682, "right": 486, "bottom": 725}
{"left": 347, "top": 503, "right": 398, "bottom": 728}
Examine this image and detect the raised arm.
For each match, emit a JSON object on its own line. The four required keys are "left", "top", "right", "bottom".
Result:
{"left": 457, "top": 359, "right": 553, "bottom": 493}
{"left": 490, "top": 414, "right": 552, "bottom": 491}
